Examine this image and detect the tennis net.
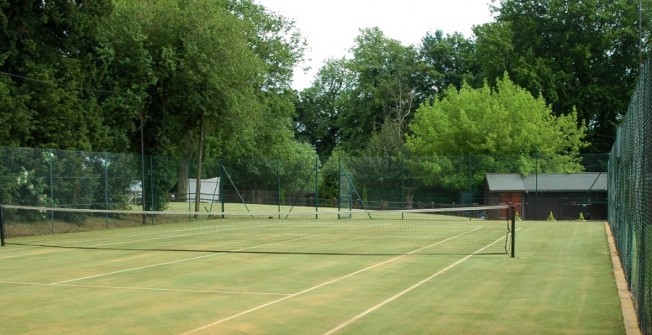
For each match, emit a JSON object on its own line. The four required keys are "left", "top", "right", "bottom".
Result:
{"left": 0, "top": 204, "right": 515, "bottom": 256}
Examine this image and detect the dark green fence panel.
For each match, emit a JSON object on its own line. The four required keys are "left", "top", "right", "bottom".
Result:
{"left": 608, "top": 58, "right": 651, "bottom": 335}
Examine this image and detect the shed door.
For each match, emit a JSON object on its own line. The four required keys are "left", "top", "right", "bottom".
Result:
{"left": 500, "top": 193, "right": 522, "bottom": 219}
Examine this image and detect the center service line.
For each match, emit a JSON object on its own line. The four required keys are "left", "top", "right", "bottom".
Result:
{"left": 179, "top": 229, "right": 480, "bottom": 335}
{"left": 323, "top": 228, "right": 521, "bottom": 335}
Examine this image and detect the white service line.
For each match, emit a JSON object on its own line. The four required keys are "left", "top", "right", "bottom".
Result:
{"left": 0, "top": 280, "right": 290, "bottom": 296}
{"left": 178, "top": 228, "right": 481, "bottom": 335}
{"left": 50, "top": 236, "right": 316, "bottom": 285}
{"left": 51, "top": 253, "right": 218, "bottom": 285}
{"left": 0, "top": 248, "right": 62, "bottom": 259}
{"left": 323, "top": 255, "right": 474, "bottom": 335}
{"left": 322, "top": 227, "right": 521, "bottom": 335}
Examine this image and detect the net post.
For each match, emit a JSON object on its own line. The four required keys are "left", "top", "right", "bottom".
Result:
{"left": 0, "top": 205, "right": 5, "bottom": 247}
{"left": 510, "top": 204, "right": 516, "bottom": 258}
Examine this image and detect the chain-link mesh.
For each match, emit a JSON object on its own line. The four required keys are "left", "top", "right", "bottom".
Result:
{"left": 608, "top": 58, "right": 651, "bottom": 335}
{"left": 0, "top": 147, "right": 608, "bottom": 219}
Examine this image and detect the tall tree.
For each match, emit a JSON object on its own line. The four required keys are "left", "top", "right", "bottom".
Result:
{"left": 0, "top": 0, "right": 114, "bottom": 150}
{"left": 475, "top": 0, "right": 652, "bottom": 153}
{"left": 294, "top": 58, "right": 352, "bottom": 160}
{"left": 95, "top": 0, "right": 308, "bottom": 208}
{"left": 105, "top": 0, "right": 266, "bottom": 207}
{"left": 406, "top": 74, "right": 587, "bottom": 191}
{"left": 210, "top": 0, "right": 314, "bottom": 197}
{"left": 338, "top": 28, "right": 421, "bottom": 154}
{"left": 416, "top": 30, "right": 483, "bottom": 98}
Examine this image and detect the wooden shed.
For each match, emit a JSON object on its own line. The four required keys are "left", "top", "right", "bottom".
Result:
{"left": 485, "top": 173, "right": 608, "bottom": 220}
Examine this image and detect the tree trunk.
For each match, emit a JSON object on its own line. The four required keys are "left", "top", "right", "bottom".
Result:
{"left": 176, "top": 130, "right": 195, "bottom": 202}
{"left": 176, "top": 156, "right": 190, "bottom": 202}
{"left": 194, "top": 111, "right": 205, "bottom": 213}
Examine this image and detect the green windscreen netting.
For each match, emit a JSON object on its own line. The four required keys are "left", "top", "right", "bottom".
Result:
{"left": 608, "top": 58, "right": 652, "bottom": 335}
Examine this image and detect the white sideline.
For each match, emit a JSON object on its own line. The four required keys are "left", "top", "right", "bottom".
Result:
{"left": 179, "top": 228, "right": 484, "bottom": 335}
{"left": 322, "top": 231, "right": 514, "bottom": 335}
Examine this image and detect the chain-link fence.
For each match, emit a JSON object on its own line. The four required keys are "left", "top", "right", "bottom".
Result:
{"left": 608, "top": 58, "right": 652, "bottom": 335}
{"left": 0, "top": 146, "right": 608, "bottom": 221}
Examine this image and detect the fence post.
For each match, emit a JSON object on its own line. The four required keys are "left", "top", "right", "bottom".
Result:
{"left": 510, "top": 204, "right": 516, "bottom": 258}
{"left": 48, "top": 150, "right": 54, "bottom": 231}
{"left": 104, "top": 152, "right": 109, "bottom": 227}
{"left": 315, "top": 157, "right": 319, "bottom": 219}
{"left": 401, "top": 156, "right": 405, "bottom": 210}
{"left": 220, "top": 160, "right": 225, "bottom": 215}
{"left": 0, "top": 205, "right": 5, "bottom": 247}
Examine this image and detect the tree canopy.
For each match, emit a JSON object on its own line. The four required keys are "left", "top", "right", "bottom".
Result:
{"left": 406, "top": 74, "right": 587, "bottom": 190}
{"left": 0, "top": 0, "right": 114, "bottom": 150}
{"left": 475, "top": 0, "right": 651, "bottom": 152}
{"left": 2, "top": 0, "right": 648, "bottom": 186}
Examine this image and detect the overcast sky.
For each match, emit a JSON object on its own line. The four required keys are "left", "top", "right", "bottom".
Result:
{"left": 254, "top": 0, "right": 495, "bottom": 90}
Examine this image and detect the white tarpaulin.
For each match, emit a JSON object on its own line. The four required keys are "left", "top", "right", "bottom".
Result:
{"left": 186, "top": 177, "right": 220, "bottom": 203}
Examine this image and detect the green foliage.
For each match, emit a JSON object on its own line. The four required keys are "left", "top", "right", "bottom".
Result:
{"left": 294, "top": 59, "right": 352, "bottom": 160}
{"left": 0, "top": 147, "right": 141, "bottom": 213}
{"left": 277, "top": 142, "right": 320, "bottom": 194}
{"left": 103, "top": 0, "right": 308, "bottom": 206}
{"left": 0, "top": 0, "right": 114, "bottom": 151}
{"left": 2, "top": 0, "right": 641, "bottom": 210}
{"left": 475, "top": 0, "right": 652, "bottom": 152}
{"left": 406, "top": 74, "right": 587, "bottom": 191}
{"left": 337, "top": 28, "right": 421, "bottom": 154}
{"left": 417, "top": 30, "right": 483, "bottom": 95}
{"left": 366, "top": 119, "right": 407, "bottom": 158}
{"left": 319, "top": 149, "right": 345, "bottom": 201}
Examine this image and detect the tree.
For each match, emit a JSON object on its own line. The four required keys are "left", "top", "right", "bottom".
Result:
{"left": 294, "top": 58, "right": 352, "bottom": 160}
{"left": 416, "top": 30, "right": 483, "bottom": 98}
{"left": 102, "top": 0, "right": 267, "bottom": 208}
{"left": 338, "top": 28, "right": 421, "bottom": 154}
{"left": 206, "top": 0, "right": 313, "bottom": 200}
{"left": 406, "top": 74, "right": 587, "bottom": 191}
{"left": 475, "top": 0, "right": 652, "bottom": 152}
{"left": 226, "top": 0, "right": 308, "bottom": 162}
{"left": 0, "top": 0, "right": 114, "bottom": 150}
{"left": 228, "top": 0, "right": 306, "bottom": 92}
{"left": 93, "top": 0, "right": 308, "bottom": 209}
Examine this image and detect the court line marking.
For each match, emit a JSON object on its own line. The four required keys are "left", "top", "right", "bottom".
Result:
{"left": 50, "top": 253, "right": 219, "bottom": 285}
{"left": 179, "top": 228, "right": 483, "bottom": 335}
{"left": 322, "top": 229, "right": 519, "bottom": 335}
{"left": 0, "top": 280, "right": 290, "bottom": 296}
{"left": 0, "top": 248, "right": 64, "bottom": 259}
{"left": 49, "top": 236, "right": 316, "bottom": 285}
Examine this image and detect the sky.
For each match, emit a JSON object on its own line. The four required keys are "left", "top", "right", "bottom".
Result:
{"left": 254, "top": 0, "right": 496, "bottom": 90}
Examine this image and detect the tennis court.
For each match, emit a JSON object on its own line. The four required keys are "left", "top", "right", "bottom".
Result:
{"left": 0, "top": 206, "right": 627, "bottom": 334}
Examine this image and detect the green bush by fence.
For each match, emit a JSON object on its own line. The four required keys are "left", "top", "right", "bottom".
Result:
{"left": 608, "top": 57, "right": 652, "bottom": 335}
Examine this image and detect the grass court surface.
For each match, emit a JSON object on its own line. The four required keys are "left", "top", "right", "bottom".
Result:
{"left": 0, "top": 210, "right": 626, "bottom": 334}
